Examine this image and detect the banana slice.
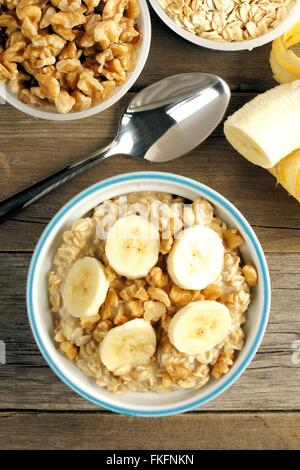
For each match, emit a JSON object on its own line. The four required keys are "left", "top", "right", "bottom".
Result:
{"left": 168, "top": 300, "right": 232, "bottom": 355}
{"left": 62, "top": 256, "right": 109, "bottom": 318}
{"left": 99, "top": 318, "right": 157, "bottom": 372}
{"left": 167, "top": 225, "right": 224, "bottom": 290}
{"left": 105, "top": 215, "right": 160, "bottom": 279}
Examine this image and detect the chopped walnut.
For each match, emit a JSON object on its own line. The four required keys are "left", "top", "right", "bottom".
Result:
{"left": 55, "top": 89, "right": 76, "bottom": 113}
{"left": 127, "top": 299, "right": 144, "bottom": 318}
{"left": 8, "top": 71, "right": 30, "bottom": 94}
{"left": 147, "top": 287, "right": 171, "bottom": 307}
{"left": 3, "top": 39, "right": 27, "bottom": 63}
{"left": 102, "top": 0, "right": 128, "bottom": 19}
{"left": 72, "top": 89, "right": 92, "bottom": 110}
{"left": 242, "top": 264, "right": 258, "bottom": 287}
{"left": 146, "top": 267, "right": 169, "bottom": 289}
{"left": 77, "top": 70, "right": 103, "bottom": 98}
{"left": 92, "top": 320, "right": 113, "bottom": 342}
{"left": 19, "top": 88, "right": 44, "bottom": 106}
{"left": 50, "top": 8, "right": 87, "bottom": 29}
{"left": 80, "top": 314, "right": 100, "bottom": 330}
{"left": 224, "top": 228, "right": 244, "bottom": 249}
{"left": 119, "top": 17, "right": 139, "bottom": 42}
{"left": 202, "top": 284, "right": 222, "bottom": 301}
{"left": 40, "top": 6, "right": 56, "bottom": 29}
{"left": 169, "top": 285, "right": 193, "bottom": 305}
{"left": 101, "top": 288, "right": 118, "bottom": 320}
{"left": 18, "top": 6, "right": 42, "bottom": 40}
{"left": 59, "top": 41, "right": 80, "bottom": 60}
{"left": 0, "top": 55, "right": 18, "bottom": 81}
{"left": 56, "top": 58, "right": 82, "bottom": 73}
{"left": 36, "top": 72, "right": 60, "bottom": 100}
{"left": 94, "top": 19, "right": 122, "bottom": 49}
{"left": 167, "top": 364, "right": 190, "bottom": 381}
{"left": 126, "top": 0, "right": 140, "bottom": 19}
{"left": 60, "top": 340, "right": 78, "bottom": 360}
{"left": 30, "top": 86, "right": 46, "bottom": 100}
{"left": 160, "top": 237, "right": 173, "bottom": 255}
{"left": 58, "top": 0, "right": 82, "bottom": 12}
{"left": 113, "top": 308, "right": 128, "bottom": 326}
{"left": 212, "top": 352, "right": 234, "bottom": 379}
{"left": 144, "top": 300, "right": 166, "bottom": 322}
{"left": 0, "top": 13, "right": 18, "bottom": 30}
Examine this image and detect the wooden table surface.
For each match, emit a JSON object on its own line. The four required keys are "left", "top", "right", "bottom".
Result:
{"left": 1, "top": 9, "right": 300, "bottom": 451}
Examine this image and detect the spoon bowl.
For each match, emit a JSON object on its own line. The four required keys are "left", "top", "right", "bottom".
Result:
{"left": 113, "top": 73, "right": 231, "bottom": 162}
{"left": 0, "top": 73, "right": 231, "bottom": 222}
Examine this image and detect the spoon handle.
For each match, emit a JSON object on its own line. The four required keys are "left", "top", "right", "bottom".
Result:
{"left": 0, "top": 141, "right": 119, "bottom": 224}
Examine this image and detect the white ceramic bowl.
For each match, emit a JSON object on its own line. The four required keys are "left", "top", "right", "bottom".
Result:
{"left": 27, "top": 171, "right": 270, "bottom": 416}
{"left": 0, "top": 0, "right": 151, "bottom": 121}
{"left": 149, "top": 0, "right": 300, "bottom": 51}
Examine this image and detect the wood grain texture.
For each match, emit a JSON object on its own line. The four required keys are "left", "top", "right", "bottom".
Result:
{"left": 1, "top": 412, "right": 300, "bottom": 450}
{"left": 0, "top": 10, "right": 300, "bottom": 450}
{"left": 0, "top": 92, "right": 300, "bottom": 253}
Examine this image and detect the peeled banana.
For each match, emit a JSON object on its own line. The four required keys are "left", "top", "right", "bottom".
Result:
{"left": 168, "top": 300, "right": 232, "bottom": 356}
{"left": 224, "top": 81, "right": 300, "bottom": 169}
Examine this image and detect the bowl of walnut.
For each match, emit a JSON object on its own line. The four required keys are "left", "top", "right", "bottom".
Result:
{"left": 149, "top": 0, "right": 300, "bottom": 51}
{"left": 0, "top": 0, "right": 151, "bottom": 120}
{"left": 27, "top": 171, "right": 271, "bottom": 416}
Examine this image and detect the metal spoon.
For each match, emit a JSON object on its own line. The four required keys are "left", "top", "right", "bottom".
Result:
{"left": 0, "top": 73, "right": 230, "bottom": 223}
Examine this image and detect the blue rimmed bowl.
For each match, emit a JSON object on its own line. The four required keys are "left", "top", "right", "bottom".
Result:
{"left": 27, "top": 171, "right": 271, "bottom": 416}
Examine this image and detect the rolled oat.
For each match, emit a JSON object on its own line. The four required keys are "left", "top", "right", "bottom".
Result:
{"left": 159, "top": 0, "right": 295, "bottom": 42}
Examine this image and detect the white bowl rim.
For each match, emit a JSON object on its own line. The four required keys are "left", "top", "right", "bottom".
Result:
{"left": 26, "top": 171, "right": 271, "bottom": 416}
{"left": 148, "top": 0, "right": 300, "bottom": 51}
{"left": 0, "top": 0, "right": 151, "bottom": 121}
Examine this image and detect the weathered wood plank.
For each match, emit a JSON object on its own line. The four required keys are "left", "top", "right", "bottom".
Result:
{"left": 0, "top": 92, "right": 299, "bottom": 254}
{"left": 0, "top": 252, "right": 299, "bottom": 411}
{"left": 2, "top": 93, "right": 257, "bottom": 200}
{"left": 1, "top": 411, "right": 300, "bottom": 449}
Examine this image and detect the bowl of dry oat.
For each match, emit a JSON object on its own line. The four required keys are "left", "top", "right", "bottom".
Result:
{"left": 149, "top": 0, "right": 300, "bottom": 51}
{"left": 27, "top": 172, "right": 270, "bottom": 416}
{"left": 0, "top": 0, "right": 151, "bottom": 120}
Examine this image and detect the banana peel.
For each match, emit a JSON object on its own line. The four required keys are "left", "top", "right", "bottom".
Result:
{"left": 267, "top": 21, "right": 300, "bottom": 202}
{"left": 269, "top": 49, "right": 300, "bottom": 83}
{"left": 269, "top": 149, "right": 300, "bottom": 203}
{"left": 271, "top": 20, "right": 300, "bottom": 82}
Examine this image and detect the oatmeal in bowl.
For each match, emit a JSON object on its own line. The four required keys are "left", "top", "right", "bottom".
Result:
{"left": 149, "top": 0, "right": 300, "bottom": 51}
{"left": 49, "top": 191, "right": 256, "bottom": 392}
{"left": 27, "top": 172, "right": 270, "bottom": 415}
